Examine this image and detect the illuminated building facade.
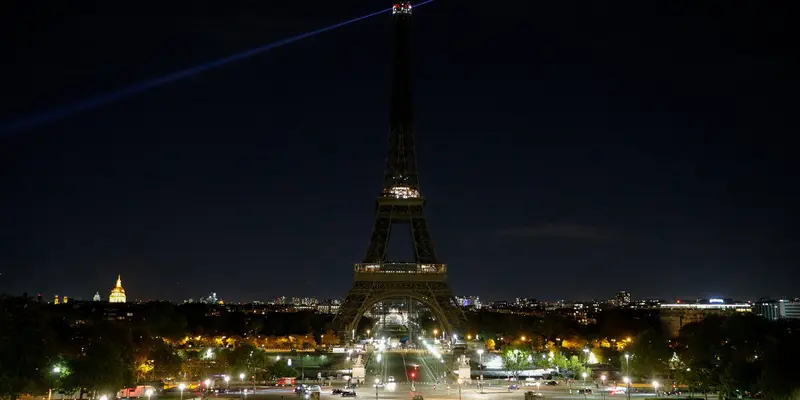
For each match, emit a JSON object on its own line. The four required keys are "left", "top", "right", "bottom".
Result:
{"left": 659, "top": 298, "right": 751, "bottom": 337}
{"left": 109, "top": 275, "right": 127, "bottom": 303}
{"left": 613, "top": 291, "right": 632, "bottom": 307}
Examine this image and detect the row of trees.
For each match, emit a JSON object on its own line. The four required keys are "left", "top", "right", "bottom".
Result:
{"left": 621, "top": 315, "right": 800, "bottom": 399}
{"left": 166, "top": 331, "right": 339, "bottom": 351}
{"left": 0, "top": 298, "right": 339, "bottom": 400}
{"left": 500, "top": 347, "right": 590, "bottom": 380}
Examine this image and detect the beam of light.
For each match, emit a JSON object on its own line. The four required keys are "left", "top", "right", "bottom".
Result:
{"left": 0, "top": 0, "right": 435, "bottom": 137}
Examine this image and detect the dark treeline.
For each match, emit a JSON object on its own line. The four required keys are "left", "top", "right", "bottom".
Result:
{"left": 3, "top": 296, "right": 800, "bottom": 399}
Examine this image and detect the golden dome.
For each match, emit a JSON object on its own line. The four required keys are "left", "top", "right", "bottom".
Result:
{"left": 109, "top": 274, "right": 127, "bottom": 303}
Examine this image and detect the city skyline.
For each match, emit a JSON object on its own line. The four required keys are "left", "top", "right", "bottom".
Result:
{"left": 19, "top": 273, "right": 797, "bottom": 304}
{"left": 1, "top": 0, "right": 795, "bottom": 301}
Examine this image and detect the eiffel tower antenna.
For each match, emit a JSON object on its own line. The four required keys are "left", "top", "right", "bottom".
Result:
{"left": 335, "top": 1, "right": 465, "bottom": 340}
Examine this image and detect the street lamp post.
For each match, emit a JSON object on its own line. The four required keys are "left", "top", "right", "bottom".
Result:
{"left": 600, "top": 375, "right": 606, "bottom": 400}
{"left": 653, "top": 381, "right": 660, "bottom": 396}
{"left": 623, "top": 377, "right": 631, "bottom": 400}
{"left": 204, "top": 379, "right": 211, "bottom": 398}
{"left": 477, "top": 349, "right": 484, "bottom": 379}
{"left": 239, "top": 373, "right": 245, "bottom": 382}
{"left": 582, "top": 373, "right": 588, "bottom": 400}
{"left": 224, "top": 376, "right": 230, "bottom": 390}
{"left": 624, "top": 353, "right": 630, "bottom": 376}
{"left": 347, "top": 350, "right": 353, "bottom": 382}
{"left": 178, "top": 383, "right": 185, "bottom": 400}
{"left": 145, "top": 388, "right": 153, "bottom": 400}
{"left": 457, "top": 379, "right": 463, "bottom": 400}
{"left": 49, "top": 365, "right": 63, "bottom": 400}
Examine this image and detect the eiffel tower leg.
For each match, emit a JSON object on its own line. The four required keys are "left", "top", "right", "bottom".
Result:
{"left": 335, "top": 281, "right": 465, "bottom": 340}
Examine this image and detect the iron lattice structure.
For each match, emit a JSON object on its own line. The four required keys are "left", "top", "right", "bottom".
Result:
{"left": 335, "top": 1, "right": 465, "bottom": 337}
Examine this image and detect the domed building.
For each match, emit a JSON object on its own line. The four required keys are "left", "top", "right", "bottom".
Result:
{"left": 109, "top": 275, "right": 127, "bottom": 303}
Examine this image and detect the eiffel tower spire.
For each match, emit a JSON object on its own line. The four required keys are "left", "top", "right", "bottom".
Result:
{"left": 383, "top": 0, "right": 419, "bottom": 195}
{"left": 335, "top": 1, "right": 464, "bottom": 339}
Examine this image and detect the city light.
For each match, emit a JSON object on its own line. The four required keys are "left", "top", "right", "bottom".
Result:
{"left": 239, "top": 373, "right": 245, "bottom": 381}
{"left": 52, "top": 366, "right": 61, "bottom": 373}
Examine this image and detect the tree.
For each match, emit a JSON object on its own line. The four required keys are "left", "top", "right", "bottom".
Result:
{"left": 484, "top": 339, "right": 496, "bottom": 351}
{"left": 151, "top": 341, "right": 182, "bottom": 380}
{"left": 626, "top": 329, "right": 670, "bottom": 379}
{"left": 552, "top": 355, "right": 589, "bottom": 379}
{"left": 0, "top": 300, "right": 57, "bottom": 400}
{"left": 501, "top": 348, "right": 530, "bottom": 380}
{"left": 321, "top": 330, "right": 340, "bottom": 347}
{"left": 63, "top": 325, "right": 135, "bottom": 396}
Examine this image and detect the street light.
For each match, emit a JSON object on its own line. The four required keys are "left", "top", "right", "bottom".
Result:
{"left": 624, "top": 353, "right": 630, "bottom": 375}
{"left": 600, "top": 376, "right": 606, "bottom": 400}
{"left": 52, "top": 367, "right": 61, "bottom": 373}
{"left": 224, "top": 375, "right": 230, "bottom": 389}
{"left": 99, "top": 395, "right": 107, "bottom": 400}
{"left": 582, "top": 372, "right": 588, "bottom": 399}
{"left": 178, "top": 383, "right": 185, "bottom": 400}
{"left": 457, "top": 378, "right": 463, "bottom": 400}
{"left": 477, "top": 348, "right": 484, "bottom": 390}
{"left": 145, "top": 388, "right": 153, "bottom": 400}
{"left": 653, "top": 381, "right": 660, "bottom": 396}
{"left": 623, "top": 376, "right": 631, "bottom": 400}
{"left": 239, "top": 373, "right": 245, "bottom": 382}
{"left": 204, "top": 379, "right": 211, "bottom": 397}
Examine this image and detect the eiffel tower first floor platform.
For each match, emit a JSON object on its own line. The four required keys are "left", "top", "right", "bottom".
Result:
{"left": 334, "top": 262, "right": 466, "bottom": 339}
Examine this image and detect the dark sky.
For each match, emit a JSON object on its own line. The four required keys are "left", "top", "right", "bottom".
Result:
{"left": 1, "top": 0, "right": 796, "bottom": 303}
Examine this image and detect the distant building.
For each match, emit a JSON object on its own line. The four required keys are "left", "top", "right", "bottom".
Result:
{"left": 633, "top": 299, "right": 662, "bottom": 309}
{"left": 109, "top": 275, "right": 127, "bottom": 303}
{"left": 93, "top": 292, "right": 102, "bottom": 302}
{"left": 659, "top": 298, "right": 751, "bottom": 337}
{"left": 54, "top": 295, "right": 60, "bottom": 305}
{"left": 779, "top": 299, "right": 800, "bottom": 319}
{"left": 755, "top": 299, "right": 781, "bottom": 320}
{"left": 614, "top": 291, "right": 632, "bottom": 308}
{"left": 456, "top": 296, "right": 482, "bottom": 309}
{"left": 200, "top": 293, "right": 220, "bottom": 304}
{"left": 317, "top": 299, "right": 341, "bottom": 314}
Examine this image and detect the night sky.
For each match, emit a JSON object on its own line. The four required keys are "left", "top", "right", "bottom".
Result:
{"left": 1, "top": 1, "right": 795, "bottom": 302}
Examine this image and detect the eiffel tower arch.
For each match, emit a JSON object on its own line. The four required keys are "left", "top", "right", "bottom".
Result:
{"left": 334, "top": 1, "right": 465, "bottom": 339}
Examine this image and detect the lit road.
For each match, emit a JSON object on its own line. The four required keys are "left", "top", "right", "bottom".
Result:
{"left": 367, "top": 351, "right": 410, "bottom": 385}
{"left": 219, "top": 383, "right": 713, "bottom": 399}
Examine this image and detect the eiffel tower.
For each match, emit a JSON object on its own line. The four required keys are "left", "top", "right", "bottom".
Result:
{"left": 334, "top": 0, "right": 465, "bottom": 339}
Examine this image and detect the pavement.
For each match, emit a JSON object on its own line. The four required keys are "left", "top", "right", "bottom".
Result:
{"left": 220, "top": 383, "right": 692, "bottom": 399}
